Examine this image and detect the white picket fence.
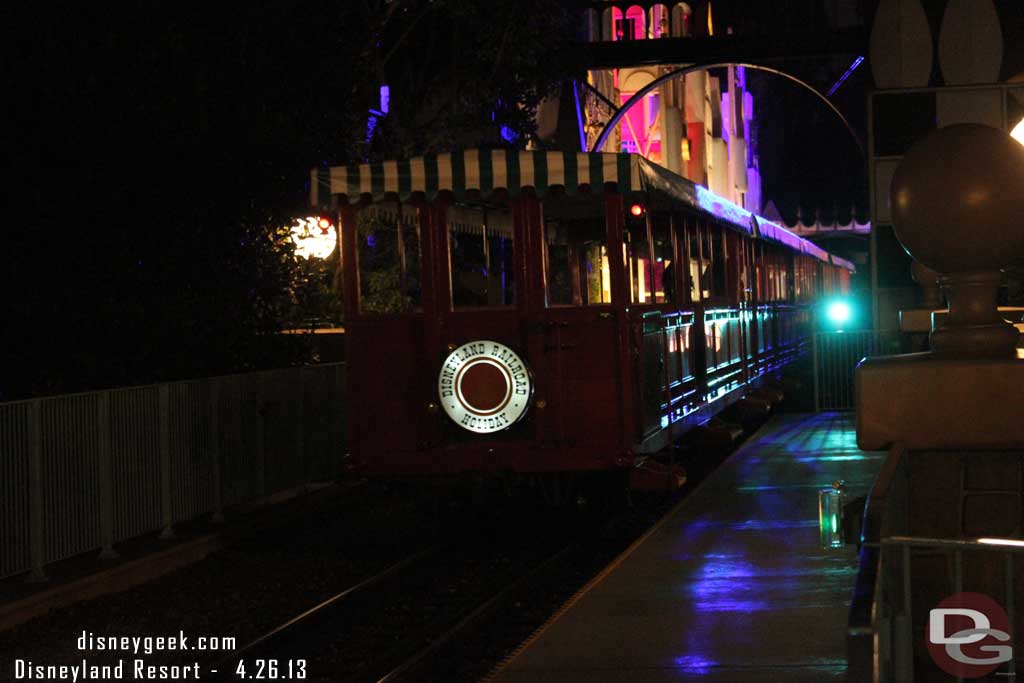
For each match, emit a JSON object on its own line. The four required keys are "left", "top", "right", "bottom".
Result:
{"left": 0, "top": 363, "right": 346, "bottom": 580}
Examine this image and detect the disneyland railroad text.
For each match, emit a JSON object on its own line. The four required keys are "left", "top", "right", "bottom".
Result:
{"left": 437, "top": 340, "right": 533, "bottom": 434}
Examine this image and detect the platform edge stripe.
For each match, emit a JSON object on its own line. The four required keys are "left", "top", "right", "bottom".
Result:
{"left": 482, "top": 493, "right": 693, "bottom": 683}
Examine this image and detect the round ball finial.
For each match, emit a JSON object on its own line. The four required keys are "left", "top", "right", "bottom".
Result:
{"left": 890, "top": 124, "right": 1024, "bottom": 274}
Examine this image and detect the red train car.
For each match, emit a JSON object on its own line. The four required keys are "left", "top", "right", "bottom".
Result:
{"left": 311, "top": 150, "right": 853, "bottom": 492}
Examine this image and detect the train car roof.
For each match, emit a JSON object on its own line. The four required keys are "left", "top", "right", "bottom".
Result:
{"left": 312, "top": 150, "right": 854, "bottom": 272}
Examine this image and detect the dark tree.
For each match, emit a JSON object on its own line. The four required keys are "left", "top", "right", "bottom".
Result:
{"left": 347, "top": 0, "right": 580, "bottom": 159}
{"left": 3, "top": 2, "right": 579, "bottom": 400}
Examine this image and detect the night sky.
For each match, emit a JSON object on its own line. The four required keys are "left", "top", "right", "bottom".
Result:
{"left": 14, "top": 1, "right": 1017, "bottom": 399}
{"left": 748, "top": 58, "right": 871, "bottom": 226}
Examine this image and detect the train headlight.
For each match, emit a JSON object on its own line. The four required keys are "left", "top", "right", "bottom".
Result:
{"left": 827, "top": 301, "right": 852, "bottom": 325}
{"left": 823, "top": 299, "right": 854, "bottom": 330}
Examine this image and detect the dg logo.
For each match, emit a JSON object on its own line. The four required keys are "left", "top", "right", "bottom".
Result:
{"left": 927, "top": 592, "right": 1013, "bottom": 679}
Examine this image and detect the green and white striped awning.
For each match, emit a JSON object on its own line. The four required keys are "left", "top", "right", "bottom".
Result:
{"left": 309, "top": 149, "right": 854, "bottom": 272}
{"left": 311, "top": 150, "right": 644, "bottom": 207}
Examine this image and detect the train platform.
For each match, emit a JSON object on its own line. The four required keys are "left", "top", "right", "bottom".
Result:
{"left": 489, "top": 412, "right": 883, "bottom": 682}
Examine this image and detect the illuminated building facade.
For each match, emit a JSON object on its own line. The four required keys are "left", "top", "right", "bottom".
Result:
{"left": 537, "top": 3, "right": 765, "bottom": 215}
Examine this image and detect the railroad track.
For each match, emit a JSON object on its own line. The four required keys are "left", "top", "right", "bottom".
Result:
{"left": 203, "top": 545, "right": 436, "bottom": 680}
{"left": 367, "top": 544, "right": 575, "bottom": 683}
{"left": 205, "top": 526, "right": 576, "bottom": 682}
{"left": 201, "top": 410, "right": 774, "bottom": 682}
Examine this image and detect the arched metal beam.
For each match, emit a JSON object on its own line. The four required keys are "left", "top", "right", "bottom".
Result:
{"left": 591, "top": 62, "right": 864, "bottom": 156}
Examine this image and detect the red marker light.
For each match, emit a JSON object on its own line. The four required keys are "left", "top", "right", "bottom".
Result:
{"left": 318, "top": 218, "right": 331, "bottom": 229}
{"left": 630, "top": 204, "right": 645, "bottom": 217}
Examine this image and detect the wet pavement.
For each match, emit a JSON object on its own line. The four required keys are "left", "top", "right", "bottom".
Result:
{"left": 490, "top": 412, "right": 883, "bottom": 682}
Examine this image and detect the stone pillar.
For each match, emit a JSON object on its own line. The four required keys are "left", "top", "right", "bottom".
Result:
{"left": 854, "top": 124, "right": 1024, "bottom": 683}
{"left": 858, "top": 123, "right": 1024, "bottom": 527}
{"left": 860, "top": 124, "right": 1024, "bottom": 448}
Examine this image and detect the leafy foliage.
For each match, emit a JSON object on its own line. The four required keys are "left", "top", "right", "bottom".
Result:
{"left": 355, "top": 211, "right": 420, "bottom": 314}
{"left": 349, "top": 0, "right": 581, "bottom": 159}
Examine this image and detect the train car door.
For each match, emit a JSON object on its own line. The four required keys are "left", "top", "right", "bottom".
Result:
{"left": 529, "top": 192, "right": 625, "bottom": 465}
{"left": 429, "top": 198, "right": 526, "bottom": 457}
{"left": 339, "top": 199, "right": 432, "bottom": 471}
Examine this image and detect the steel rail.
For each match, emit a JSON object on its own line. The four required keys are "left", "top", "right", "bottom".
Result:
{"left": 205, "top": 545, "right": 439, "bottom": 677}
{"left": 367, "top": 544, "right": 578, "bottom": 683}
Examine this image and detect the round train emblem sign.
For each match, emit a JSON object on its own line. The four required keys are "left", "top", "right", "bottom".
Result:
{"left": 438, "top": 341, "right": 532, "bottom": 433}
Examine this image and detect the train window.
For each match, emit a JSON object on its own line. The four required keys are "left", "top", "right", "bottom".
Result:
{"left": 651, "top": 213, "right": 674, "bottom": 303}
{"left": 711, "top": 229, "right": 727, "bottom": 300}
{"left": 700, "top": 225, "right": 713, "bottom": 300}
{"left": 625, "top": 213, "right": 653, "bottom": 304}
{"left": 738, "top": 238, "right": 751, "bottom": 302}
{"left": 687, "top": 223, "right": 701, "bottom": 303}
{"left": 771, "top": 256, "right": 781, "bottom": 301}
{"left": 545, "top": 222, "right": 612, "bottom": 306}
{"left": 448, "top": 204, "right": 515, "bottom": 309}
{"left": 544, "top": 197, "right": 611, "bottom": 306}
{"left": 356, "top": 202, "right": 422, "bottom": 314}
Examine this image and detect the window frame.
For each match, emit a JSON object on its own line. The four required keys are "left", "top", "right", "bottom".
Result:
{"left": 354, "top": 200, "right": 424, "bottom": 317}
{"left": 446, "top": 201, "right": 517, "bottom": 312}
{"left": 542, "top": 196, "right": 614, "bottom": 309}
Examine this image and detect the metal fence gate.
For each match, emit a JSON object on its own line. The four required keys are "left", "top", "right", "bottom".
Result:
{"left": 812, "top": 331, "right": 901, "bottom": 411}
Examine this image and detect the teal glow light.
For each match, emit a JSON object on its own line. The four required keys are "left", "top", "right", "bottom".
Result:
{"left": 826, "top": 300, "right": 852, "bottom": 326}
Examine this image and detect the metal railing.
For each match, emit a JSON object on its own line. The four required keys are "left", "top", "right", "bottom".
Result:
{"left": 873, "top": 536, "right": 1021, "bottom": 682}
{"left": 849, "top": 444, "right": 1024, "bottom": 682}
{"left": 0, "top": 363, "right": 346, "bottom": 581}
{"left": 812, "top": 330, "right": 903, "bottom": 411}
